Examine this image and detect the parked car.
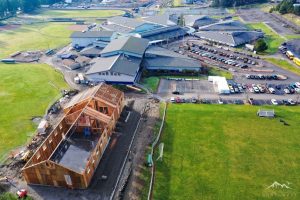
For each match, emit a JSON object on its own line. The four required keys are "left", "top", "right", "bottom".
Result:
{"left": 170, "top": 97, "right": 175, "bottom": 103}
{"left": 288, "top": 99, "right": 296, "bottom": 105}
{"left": 271, "top": 99, "right": 278, "bottom": 105}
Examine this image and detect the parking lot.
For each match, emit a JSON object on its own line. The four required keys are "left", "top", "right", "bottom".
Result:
{"left": 237, "top": 8, "right": 295, "bottom": 35}
{"left": 157, "top": 78, "right": 300, "bottom": 105}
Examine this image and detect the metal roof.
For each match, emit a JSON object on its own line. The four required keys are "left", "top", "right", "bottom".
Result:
{"left": 194, "top": 31, "right": 264, "bottom": 47}
{"left": 184, "top": 15, "right": 218, "bottom": 27}
{"left": 107, "top": 16, "right": 145, "bottom": 29}
{"left": 145, "top": 46, "right": 192, "bottom": 59}
{"left": 86, "top": 54, "right": 141, "bottom": 76}
{"left": 142, "top": 14, "right": 177, "bottom": 26}
{"left": 101, "top": 36, "right": 149, "bottom": 56}
{"left": 70, "top": 31, "right": 114, "bottom": 38}
{"left": 198, "top": 20, "right": 248, "bottom": 31}
{"left": 144, "top": 57, "right": 201, "bottom": 69}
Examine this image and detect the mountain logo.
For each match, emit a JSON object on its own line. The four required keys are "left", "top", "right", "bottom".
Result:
{"left": 267, "top": 181, "right": 292, "bottom": 190}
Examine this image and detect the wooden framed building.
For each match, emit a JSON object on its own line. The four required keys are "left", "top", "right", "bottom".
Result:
{"left": 22, "top": 84, "right": 124, "bottom": 189}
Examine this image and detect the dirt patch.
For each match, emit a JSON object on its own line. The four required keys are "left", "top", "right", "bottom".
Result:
{"left": 0, "top": 24, "right": 21, "bottom": 32}
{"left": 68, "top": 25, "right": 88, "bottom": 31}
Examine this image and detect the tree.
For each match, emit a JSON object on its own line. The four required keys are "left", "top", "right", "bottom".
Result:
{"left": 21, "top": 0, "right": 40, "bottom": 13}
{"left": 254, "top": 39, "right": 268, "bottom": 52}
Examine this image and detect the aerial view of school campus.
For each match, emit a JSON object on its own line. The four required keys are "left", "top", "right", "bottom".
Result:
{"left": 0, "top": 0, "right": 300, "bottom": 199}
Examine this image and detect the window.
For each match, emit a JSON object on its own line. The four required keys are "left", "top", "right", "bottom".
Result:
{"left": 96, "top": 149, "right": 99, "bottom": 155}
{"left": 54, "top": 130, "right": 58, "bottom": 137}
{"left": 106, "top": 72, "right": 109, "bottom": 76}
{"left": 110, "top": 72, "right": 113, "bottom": 76}
{"left": 36, "top": 152, "right": 41, "bottom": 160}
{"left": 49, "top": 137, "right": 53, "bottom": 144}
{"left": 59, "top": 124, "right": 63, "bottom": 130}
{"left": 64, "top": 175, "right": 72, "bottom": 186}
{"left": 42, "top": 145, "right": 47, "bottom": 151}
{"left": 87, "top": 168, "right": 91, "bottom": 174}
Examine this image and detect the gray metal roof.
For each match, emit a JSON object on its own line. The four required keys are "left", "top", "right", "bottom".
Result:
{"left": 144, "top": 47, "right": 201, "bottom": 69}
{"left": 194, "top": 31, "right": 264, "bottom": 47}
{"left": 70, "top": 31, "right": 114, "bottom": 38}
{"left": 198, "top": 20, "right": 248, "bottom": 31}
{"left": 80, "top": 46, "right": 102, "bottom": 56}
{"left": 144, "top": 56, "right": 201, "bottom": 69}
{"left": 101, "top": 23, "right": 133, "bottom": 34}
{"left": 86, "top": 55, "right": 141, "bottom": 76}
{"left": 145, "top": 46, "right": 192, "bottom": 59}
{"left": 184, "top": 15, "right": 218, "bottom": 28}
{"left": 142, "top": 14, "right": 177, "bottom": 26}
{"left": 101, "top": 36, "right": 149, "bottom": 56}
{"left": 107, "top": 16, "right": 145, "bottom": 29}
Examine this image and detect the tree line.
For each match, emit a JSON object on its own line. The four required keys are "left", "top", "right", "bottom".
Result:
{"left": 212, "top": 0, "right": 267, "bottom": 7}
{"left": 0, "top": 0, "right": 62, "bottom": 19}
{"left": 271, "top": 0, "right": 300, "bottom": 15}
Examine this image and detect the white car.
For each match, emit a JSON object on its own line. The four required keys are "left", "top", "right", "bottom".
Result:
{"left": 284, "top": 88, "right": 290, "bottom": 94}
{"left": 288, "top": 99, "right": 296, "bottom": 105}
{"left": 218, "top": 99, "right": 224, "bottom": 104}
{"left": 295, "top": 87, "right": 300, "bottom": 94}
{"left": 271, "top": 99, "right": 278, "bottom": 105}
{"left": 170, "top": 97, "right": 175, "bottom": 103}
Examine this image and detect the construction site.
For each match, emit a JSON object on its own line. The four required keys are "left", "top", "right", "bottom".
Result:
{"left": 0, "top": 83, "right": 160, "bottom": 199}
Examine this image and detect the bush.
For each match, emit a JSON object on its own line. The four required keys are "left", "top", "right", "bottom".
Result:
{"left": 254, "top": 39, "right": 268, "bottom": 52}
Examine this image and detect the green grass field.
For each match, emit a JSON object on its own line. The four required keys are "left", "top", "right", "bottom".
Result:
{"left": 154, "top": 104, "right": 300, "bottom": 200}
{"left": 247, "top": 22, "right": 285, "bottom": 54}
{"left": 0, "top": 63, "right": 68, "bottom": 161}
{"left": 40, "top": 9, "right": 124, "bottom": 18}
{"left": 266, "top": 57, "right": 300, "bottom": 76}
{"left": 173, "top": 0, "right": 182, "bottom": 7}
{"left": 0, "top": 22, "right": 72, "bottom": 59}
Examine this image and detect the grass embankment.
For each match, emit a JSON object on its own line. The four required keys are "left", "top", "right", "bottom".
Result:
{"left": 0, "top": 63, "right": 68, "bottom": 161}
{"left": 0, "top": 22, "right": 72, "bottom": 58}
{"left": 282, "top": 13, "right": 300, "bottom": 27}
{"left": 247, "top": 22, "right": 285, "bottom": 54}
{"left": 0, "top": 192, "right": 32, "bottom": 200}
{"left": 141, "top": 77, "right": 160, "bottom": 92}
{"left": 40, "top": 9, "right": 124, "bottom": 18}
{"left": 266, "top": 57, "right": 300, "bottom": 76}
{"left": 209, "top": 67, "right": 233, "bottom": 79}
{"left": 153, "top": 104, "right": 300, "bottom": 200}
{"left": 173, "top": 0, "right": 182, "bottom": 7}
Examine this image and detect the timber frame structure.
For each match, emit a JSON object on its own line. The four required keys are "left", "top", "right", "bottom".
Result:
{"left": 22, "top": 84, "right": 125, "bottom": 189}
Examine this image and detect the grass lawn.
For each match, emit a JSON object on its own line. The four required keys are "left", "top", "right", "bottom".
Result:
{"left": 282, "top": 13, "right": 300, "bottom": 27}
{"left": 153, "top": 104, "right": 300, "bottom": 200}
{"left": 208, "top": 67, "right": 233, "bottom": 79}
{"left": 0, "top": 63, "right": 68, "bottom": 162}
{"left": 247, "top": 22, "right": 285, "bottom": 54}
{"left": 141, "top": 77, "right": 160, "bottom": 92}
{"left": 0, "top": 22, "right": 72, "bottom": 59}
{"left": 265, "top": 57, "right": 300, "bottom": 76}
{"left": 173, "top": 0, "right": 182, "bottom": 7}
{"left": 39, "top": 9, "right": 124, "bottom": 18}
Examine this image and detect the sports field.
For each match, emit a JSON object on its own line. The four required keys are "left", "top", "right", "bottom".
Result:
{"left": 40, "top": 9, "right": 124, "bottom": 18}
{"left": 154, "top": 104, "right": 300, "bottom": 200}
{"left": 0, "top": 63, "right": 68, "bottom": 162}
{"left": 0, "top": 22, "right": 72, "bottom": 59}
